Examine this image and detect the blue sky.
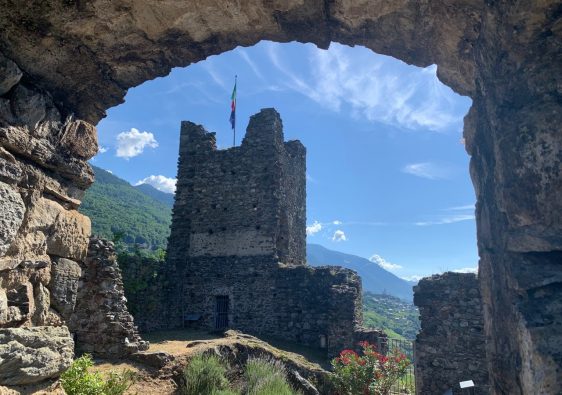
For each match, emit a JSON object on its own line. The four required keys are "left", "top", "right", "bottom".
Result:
{"left": 91, "top": 41, "right": 476, "bottom": 281}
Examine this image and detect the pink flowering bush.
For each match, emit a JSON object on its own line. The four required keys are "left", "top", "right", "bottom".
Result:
{"left": 330, "top": 341, "right": 411, "bottom": 395}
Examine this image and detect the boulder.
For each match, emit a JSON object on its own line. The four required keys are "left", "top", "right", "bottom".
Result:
{"left": 0, "top": 53, "right": 22, "bottom": 96}
{"left": 0, "top": 182, "right": 25, "bottom": 257}
{"left": 0, "top": 326, "right": 74, "bottom": 385}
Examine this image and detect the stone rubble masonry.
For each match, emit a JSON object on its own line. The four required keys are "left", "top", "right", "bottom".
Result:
{"left": 70, "top": 237, "right": 148, "bottom": 358}
{"left": 414, "top": 272, "right": 490, "bottom": 395}
{"left": 163, "top": 108, "right": 384, "bottom": 356}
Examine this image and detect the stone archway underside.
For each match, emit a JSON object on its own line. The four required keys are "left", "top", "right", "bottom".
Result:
{"left": 0, "top": 1, "right": 560, "bottom": 394}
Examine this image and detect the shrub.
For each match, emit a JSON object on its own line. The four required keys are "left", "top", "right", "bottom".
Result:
{"left": 330, "top": 342, "right": 411, "bottom": 395}
{"left": 60, "top": 354, "right": 135, "bottom": 395}
{"left": 244, "top": 358, "right": 298, "bottom": 395}
{"left": 183, "top": 353, "right": 229, "bottom": 395}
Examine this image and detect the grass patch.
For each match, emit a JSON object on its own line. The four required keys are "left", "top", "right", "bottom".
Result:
{"left": 244, "top": 358, "right": 299, "bottom": 395}
{"left": 183, "top": 353, "right": 229, "bottom": 395}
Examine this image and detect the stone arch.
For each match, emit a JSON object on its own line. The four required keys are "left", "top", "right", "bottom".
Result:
{"left": 0, "top": 2, "right": 560, "bottom": 394}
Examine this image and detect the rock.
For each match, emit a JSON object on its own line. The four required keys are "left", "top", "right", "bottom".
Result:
{"left": 48, "top": 257, "right": 81, "bottom": 321}
{"left": 130, "top": 351, "right": 172, "bottom": 369}
{"left": 0, "top": 182, "right": 25, "bottom": 257}
{"left": 288, "top": 370, "right": 320, "bottom": 395}
{"left": 10, "top": 85, "right": 46, "bottom": 128}
{"left": 0, "top": 53, "right": 22, "bottom": 96}
{"left": 44, "top": 199, "right": 91, "bottom": 261}
{"left": 59, "top": 119, "right": 98, "bottom": 160}
{"left": 0, "top": 326, "right": 74, "bottom": 385}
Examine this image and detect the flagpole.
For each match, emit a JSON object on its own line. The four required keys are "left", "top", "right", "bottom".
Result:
{"left": 233, "top": 75, "right": 237, "bottom": 147}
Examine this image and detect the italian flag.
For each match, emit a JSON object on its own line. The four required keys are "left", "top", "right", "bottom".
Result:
{"left": 229, "top": 77, "right": 236, "bottom": 130}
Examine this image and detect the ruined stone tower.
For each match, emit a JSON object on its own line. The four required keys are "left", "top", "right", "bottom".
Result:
{"left": 166, "top": 108, "right": 383, "bottom": 355}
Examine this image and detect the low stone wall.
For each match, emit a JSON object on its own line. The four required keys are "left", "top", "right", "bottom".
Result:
{"left": 414, "top": 272, "right": 489, "bottom": 395}
{"left": 70, "top": 237, "right": 148, "bottom": 358}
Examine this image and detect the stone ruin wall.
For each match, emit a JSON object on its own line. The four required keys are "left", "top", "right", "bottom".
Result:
{"left": 0, "top": 2, "right": 561, "bottom": 392}
{"left": 0, "top": 53, "right": 146, "bottom": 383}
{"left": 162, "top": 108, "right": 383, "bottom": 356}
{"left": 414, "top": 272, "right": 490, "bottom": 395}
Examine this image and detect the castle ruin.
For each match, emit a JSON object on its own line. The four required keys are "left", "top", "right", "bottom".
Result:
{"left": 165, "top": 108, "right": 383, "bottom": 355}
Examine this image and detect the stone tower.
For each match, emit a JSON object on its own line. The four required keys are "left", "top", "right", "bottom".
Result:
{"left": 166, "top": 108, "right": 383, "bottom": 355}
{"left": 168, "top": 108, "right": 306, "bottom": 268}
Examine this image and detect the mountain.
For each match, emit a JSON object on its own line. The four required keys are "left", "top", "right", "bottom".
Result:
{"left": 134, "top": 183, "right": 174, "bottom": 208}
{"left": 362, "top": 292, "right": 420, "bottom": 340}
{"left": 307, "top": 244, "right": 414, "bottom": 301}
{"left": 80, "top": 166, "right": 172, "bottom": 249}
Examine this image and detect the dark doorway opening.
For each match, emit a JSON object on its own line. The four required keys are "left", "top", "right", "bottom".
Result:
{"left": 215, "top": 295, "right": 229, "bottom": 330}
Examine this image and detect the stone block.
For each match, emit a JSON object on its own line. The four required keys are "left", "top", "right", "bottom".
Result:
{"left": 0, "top": 181, "right": 25, "bottom": 257}
{"left": 10, "top": 85, "right": 46, "bottom": 128}
{"left": 48, "top": 257, "right": 82, "bottom": 321}
{"left": 0, "top": 326, "right": 74, "bottom": 385}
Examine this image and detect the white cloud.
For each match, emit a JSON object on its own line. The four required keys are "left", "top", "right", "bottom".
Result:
{"left": 106, "top": 170, "right": 113, "bottom": 174}
{"left": 306, "top": 221, "right": 322, "bottom": 236}
{"left": 116, "top": 128, "right": 158, "bottom": 159}
{"left": 401, "top": 275, "right": 425, "bottom": 282}
{"left": 415, "top": 214, "right": 475, "bottom": 226}
{"left": 332, "top": 230, "right": 347, "bottom": 242}
{"left": 402, "top": 162, "right": 451, "bottom": 180}
{"left": 98, "top": 146, "right": 108, "bottom": 154}
{"left": 369, "top": 254, "right": 402, "bottom": 271}
{"left": 452, "top": 267, "right": 478, "bottom": 274}
{"left": 135, "top": 175, "right": 177, "bottom": 194}
{"left": 264, "top": 42, "right": 467, "bottom": 132}
{"left": 333, "top": 220, "right": 342, "bottom": 225}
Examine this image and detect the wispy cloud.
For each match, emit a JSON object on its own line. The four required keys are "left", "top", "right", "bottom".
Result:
{"left": 369, "top": 254, "right": 402, "bottom": 271}
{"left": 264, "top": 42, "right": 467, "bottom": 132}
{"left": 201, "top": 62, "right": 228, "bottom": 92}
{"left": 98, "top": 146, "right": 108, "bottom": 154}
{"left": 238, "top": 50, "right": 265, "bottom": 81}
{"left": 402, "top": 162, "right": 452, "bottom": 180}
{"left": 116, "top": 128, "right": 158, "bottom": 159}
{"left": 444, "top": 204, "right": 475, "bottom": 211}
{"left": 415, "top": 214, "right": 475, "bottom": 226}
{"left": 135, "top": 175, "right": 177, "bottom": 194}
{"left": 332, "top": 230, "right": 347, "bottom": 242}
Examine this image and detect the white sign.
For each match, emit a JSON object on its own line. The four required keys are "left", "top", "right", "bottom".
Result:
{"left": 460, "top": 380, "right": 475, "bottom": 388}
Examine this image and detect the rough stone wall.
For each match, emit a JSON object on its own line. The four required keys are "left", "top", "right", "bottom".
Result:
{"left": 414, "top": 273, "right": 489, "bottom": 395}
{"left": 0, "top": 51, "right": 94, "bottom": 333}
{"left": 70, "top": 237, "right": 148, "bottom": 358}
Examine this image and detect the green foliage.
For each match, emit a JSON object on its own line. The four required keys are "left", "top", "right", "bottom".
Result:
{"left": 330, "top": 342, "right": 411, "bottom": 395}
{"left": 362, "top": 292, "right": 420, "bottom": 340}
{"left": 244, "top": 358, "right": 298, "bottom": 395}
{"left": 80, "top": 166, "right": 172, "bottom": 250}
{"left": 60, "top": 354, "right": 135, "bottom": 395}
{"left": 183, "top": 354, "right": 229, "bottom": 395}
{"left": 117, "top": 251, "right": 164, "bottom": 318}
